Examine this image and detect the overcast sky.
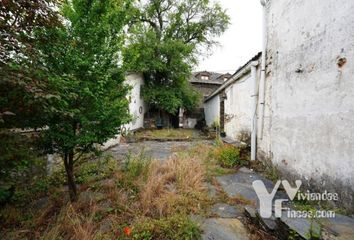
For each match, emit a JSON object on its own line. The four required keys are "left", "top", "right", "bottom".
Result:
{"left": 196, "top": 0, "right": 263, "bottom": 73}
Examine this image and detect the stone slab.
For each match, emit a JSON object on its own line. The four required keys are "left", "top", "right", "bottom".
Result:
{"left": 321, "top": 214, "right": 354, "bottom": 240}
{"left": 216, "top": 171, "right": 275, "bottom": 204}
{"left": 211, "top": 203, "right": 243, "bottom": 218}
{"left": 201, "top": 218, "right": 249, "bottom": 240}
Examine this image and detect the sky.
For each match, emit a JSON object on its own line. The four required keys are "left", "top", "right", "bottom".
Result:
{"left": 196, "top": 0, "right": 263, "bottom": 74}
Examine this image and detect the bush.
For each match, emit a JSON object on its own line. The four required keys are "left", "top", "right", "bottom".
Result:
{"left": 215, "top": 145, "right": 240, "bottom": 168}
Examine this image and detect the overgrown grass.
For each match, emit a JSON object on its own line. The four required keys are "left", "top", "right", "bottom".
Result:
{"left": 1, "top": 140, "right": 252, "bottom": 239}
{"left": 134, "top": 129, "right": 201, "bottom": 140}
{"left": 1, "top": 146, "right": 215, "bottom": 239}
{"left": 132, "top": 214, "right": 201, "bottom": 240}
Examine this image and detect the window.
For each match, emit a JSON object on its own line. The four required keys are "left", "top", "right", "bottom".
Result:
{"left": 139, "top": 84, "right": 143, "bottom": 99}
{"left": 201, "top": 75, "right": 209, "bottom": 80}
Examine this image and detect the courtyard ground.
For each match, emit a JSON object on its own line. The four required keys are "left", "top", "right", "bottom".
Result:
{"left": 1, "top": 129, "right": 353, "bottom": 240}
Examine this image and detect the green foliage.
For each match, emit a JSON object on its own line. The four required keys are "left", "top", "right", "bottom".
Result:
{"left": 288, "top": 229, "right": 300, "bottom": 240}
{"left": 215, "top": 145, "right": 241, "bottom": 168}
{"left": 211, "top": 119, "right": 220, "bottom": 130}
{"left": 124, "top": 0, "right": 229, "bottom": 113}
{"left": 123, "top": 151, "right": 151, "bottom": 180}
{"left": 38, "top": 0, "right": 132, "bottom": 155}
{"left": 75, "top": 156, "right": 118, "bottom": 184}
{"left": 307, "top": 219, "right": 322, "bottom": 240}
{"left": 0, "top": 132, "right": 45, "bottom": 204}
{"left": 264, "top": 163, "right": 281, "bottom": 182}
{"left": 0, "top": 132, "right": 43, "bottom": 180}
{"left": 0, "top": 0, "right": 61, "bottom": 128}
{"left": 132, "top": 215, "right": 201, "bottom": 240}
{"left": 30, "top": 0, "right": 133, "bottom": 200}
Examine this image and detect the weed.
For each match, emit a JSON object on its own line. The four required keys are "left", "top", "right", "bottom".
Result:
{"left": 123, "top": 150, "right": 151, "bottom": 181}
{"left": 214, "top": 144, "right": 241, "bottom": 168}
{"left": 132, "top": 214, "right": 201, "bottom": 240}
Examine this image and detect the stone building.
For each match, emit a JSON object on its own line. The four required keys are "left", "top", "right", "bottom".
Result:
{"left": 182, "top": 71, "right": 230, "bottom": 128}
{"left": 204, "top": 53, "right": 261, "bottom": 138}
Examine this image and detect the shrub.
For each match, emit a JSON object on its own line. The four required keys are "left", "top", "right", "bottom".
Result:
{"left": 215, "top": 145, "right": 240, "bottom": 168}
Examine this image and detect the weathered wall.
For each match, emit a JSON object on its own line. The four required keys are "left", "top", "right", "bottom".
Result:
{"left": 258, "top": 0, "right": 354, "bottom": 207}
{"left": 102, "top": 73, "right": 145, "bottom": 149}
{"left": 204, "top": 95, "right": 220, "bottom": 127}
{"left": 224, "top": 74, "right": 253, "bottom": 140}
{"left": 123, "top": 73, "right": 146, "bottom": 131}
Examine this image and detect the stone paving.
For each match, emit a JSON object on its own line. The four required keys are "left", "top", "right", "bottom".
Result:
{"left": 214, "top": 167, "right": 354, "bottom": 240}
{"left": 108, "top": 140, "right": 354, "bottom": 240}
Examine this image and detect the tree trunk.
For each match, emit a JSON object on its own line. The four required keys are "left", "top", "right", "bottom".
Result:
{"left": 64, "top": 151, "right": 77, "bottom": 202}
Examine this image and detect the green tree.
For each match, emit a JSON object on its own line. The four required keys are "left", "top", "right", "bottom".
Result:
{"left": 0, "top": 1, "right": 63, "bottom": 203}
{"left": 37, "top": 0, "right": 131, "bottom": 201}
{"left": 0, "top": 0, "right": 61, "bottom": 128}
{"left": 124, "top": 0, "right": 229, "bottom": 114}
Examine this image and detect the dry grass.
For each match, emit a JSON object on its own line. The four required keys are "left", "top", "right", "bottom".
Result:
{"left": 0, "top": 143, "right": 240, "bottom": 239}
{"left": 135, "top": 129, "right": 200, "bottom": 139}
{"left": 140, "top": 156, "right": 209, "bottom": 217}
{"left": 39, "top": 203, "right": 97, "bottom": 240}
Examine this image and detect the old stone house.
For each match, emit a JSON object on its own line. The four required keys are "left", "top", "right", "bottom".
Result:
{"left": 181, "top": 71, "right": 230, "bottom": 128}
{"left": 204, "top": 0, "right": 354, "bottom": 209}
{"left": 204, "top": 53, "right": 261, "bottom": 140}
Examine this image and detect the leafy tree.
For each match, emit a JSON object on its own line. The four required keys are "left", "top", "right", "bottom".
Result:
{"left": 0, "top": 0, "right": 63, "bottom": 203}
{"left": 37, "top": 0, "right": 132, "bottom": 201}
{"left": 0, "top": 0, "right": 61, "bottom": 128}
{"left": 124, "top": 0, "right": 230, "bottom": 114}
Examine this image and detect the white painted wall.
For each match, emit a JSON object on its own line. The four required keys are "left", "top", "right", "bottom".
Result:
{"left": 204, "top": 95, "right": 220, "bottom": 127}
{"left": 186, "top": 118, "right": 197, "bottom": 129}
{"left": 258, "top": 0, "right": 354, "bottom": 205}
{"left": 224, "top": 74, "right": 253, "bottom": 140}
{"left": 102, "top": 73, "right": 145, "bottom": 149}
{"left": 123, "top": 73, "right": 146, "bottom": 132}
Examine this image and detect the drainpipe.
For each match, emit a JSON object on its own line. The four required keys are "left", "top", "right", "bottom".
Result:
{"left": 259, "top": 0, "right": 268, "bottom": 139}
{"left": 250, "top": 61, "right": 259, "bottom": 161}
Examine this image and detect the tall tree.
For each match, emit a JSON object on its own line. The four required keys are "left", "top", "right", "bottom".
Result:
{"left": 37, "top": 0, "right": 131, "bottom": 201}
{"left": 124, "top": 0, "right": 230, "bottom": 114}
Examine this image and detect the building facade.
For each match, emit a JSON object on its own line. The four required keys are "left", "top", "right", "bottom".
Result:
{"left": 204, "top": 53, "right": 261, "bottom": 141}
{"left": 186, "top": 71, "right": 230, "bottom": 128}
{"left": 204, "top": 0, "right": 354, "bottom": 209}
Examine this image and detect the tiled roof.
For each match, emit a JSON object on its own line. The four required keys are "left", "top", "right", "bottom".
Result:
{"left": 204, "top": 52, "right": 262, "bottom": 103}
{"left": 189, "top": 71, "right": 229, "bottom": 85}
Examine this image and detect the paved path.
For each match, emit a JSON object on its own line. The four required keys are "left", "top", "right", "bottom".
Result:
{"left": 108, "top": 140, "right": 213, "bottom": 160}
